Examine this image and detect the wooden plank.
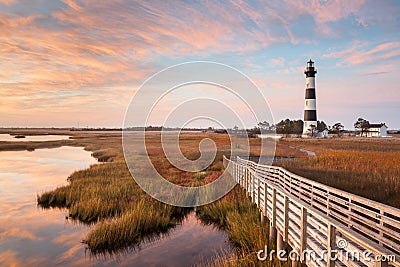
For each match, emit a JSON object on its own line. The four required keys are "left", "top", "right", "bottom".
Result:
{"left": 257, "top": 175, "right": 261, "bottom": 208}
{"left": 289, "top": 205, "right": 301, "bottom": 216}
{"left": 308, "top": 214, "right": 328, "bottom": 233}
{"left": 284, "top": 195, "right": 289, "bottom": 243}
{"left": 328, "top": 209, "right": 351, "bottom": 225}
{"left": 329, "top": 202, "right": 353, "bottom": 218}
{"left": 306, "top": 236, "right": 325, "bottom": 259}
{"left": 288, "top": 234, "right": 301, "bottom": 252}
{"left": 272, "top": 163, "right": 399, "bottom": 217}
{"left": 289, "top": 218, "right": 301, "bottom": 233}
{"left": 300, "top": 206, "right": 308, "bottom": 256}
{"left": 351, "top": 204, "right": 400, "bottom": 231}
{"left": 271, "top": 188, "right": 276, "bottom": 228}
{"left": 349, "top": 212, "right": 390, "bottom": 236}
{"left": 263, "top": 182, "right": 268, "bottom": 215}
{"left": 327, "top": 224, "right": 336, "bottom": 267}
{"left": 308, "top": 224, "right": 327, "bottom": 249}
{"left": 231, "top": 158, "right": 400, "bottom": 267}
{"left": 351, "top": 222, "right": 400, "bottom": 254}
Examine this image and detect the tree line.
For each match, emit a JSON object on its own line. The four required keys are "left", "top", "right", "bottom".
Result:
{"left": 253, "top": 117, "right": 375, "bottom": 137}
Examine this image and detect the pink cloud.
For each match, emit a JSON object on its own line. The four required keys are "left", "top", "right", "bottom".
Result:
{"left": 0, "top": 0, "right": 15, "bottom": 5}
{"left": 0, "top": 0, "right": 396, "bottom": 127}
{"left": 323, "top": 41, "right": 400, "bottom": 65}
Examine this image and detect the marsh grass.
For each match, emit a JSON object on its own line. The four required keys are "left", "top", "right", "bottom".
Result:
{"left": 279, "top": 138, "right": 400, "bottom": 208}
{"left": 84, "top": 199, "right": 189, "bottom": 253}
{"left": 33, "top": 131, "right": 191, "bottom": 253}
{"left": 3, "top": 129, "right": 399, "bottom": 259}
{"left": 196, "top": 186, "right": 292, "bottom": 267}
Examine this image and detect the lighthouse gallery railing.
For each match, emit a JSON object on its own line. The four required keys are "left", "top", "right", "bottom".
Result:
{"left": 223, "top": 155, "right": 400, "bottom": 267}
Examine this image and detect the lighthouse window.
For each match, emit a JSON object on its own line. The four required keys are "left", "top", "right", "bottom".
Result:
{"left": 306, "top": 100, "right": 309, "bottom": 106}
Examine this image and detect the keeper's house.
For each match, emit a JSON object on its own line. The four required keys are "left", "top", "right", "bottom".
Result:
{"left": 365, "top": 123, "right": 388, "bottom": 137}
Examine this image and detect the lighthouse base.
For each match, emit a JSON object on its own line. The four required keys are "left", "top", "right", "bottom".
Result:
{"left": 303, "top": 121, "right": 317, "bottom": 137}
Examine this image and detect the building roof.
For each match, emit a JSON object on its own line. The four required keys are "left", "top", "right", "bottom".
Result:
{"left": 367, "top": 123, "right": 387, "bottom": 128}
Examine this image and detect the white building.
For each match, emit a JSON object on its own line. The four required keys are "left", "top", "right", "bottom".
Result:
{"left": 365, "top": 123, "right": 388, "bottom": 137}
{"left": 318, "top": 129, "right": 329, "bottom": 138}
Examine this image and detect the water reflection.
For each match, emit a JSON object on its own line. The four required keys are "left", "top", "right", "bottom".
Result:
{"left": 0, "top": 134, "right": 71, "bottom": 142}
{"left": 92, "top": 212, "right": 233, "bottom": 267}
{"left": 0, "top": 147, "right": 97, "bottom": 266}
{"left": 0, "top": 147, "right": 233, "bottom": 266}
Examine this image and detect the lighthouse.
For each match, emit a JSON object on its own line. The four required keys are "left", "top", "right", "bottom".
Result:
{"left": 303, "top": 59, "right": 317, "bottom": 136}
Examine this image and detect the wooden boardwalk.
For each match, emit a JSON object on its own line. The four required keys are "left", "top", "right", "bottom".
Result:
{"left": 223, "top": 156, "right": 400, "bottom": 267}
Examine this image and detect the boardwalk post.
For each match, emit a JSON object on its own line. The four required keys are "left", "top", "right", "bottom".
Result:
{"left": 300, "top": 207, "right": 308, "bottom": 261}
{"left": 327, "top": 223, "right": 336, "bottom": 267}
{"left": 233, "top": 162, "right": 235, "bottom": 182}
{"left": 379, "top": 209, "right": 384, "bottom": 246}
{"left": 284, "top": 196, "right": 289, "bottom": 243}
{"left": 261, "top": 181, "right": 268, "bottom": 225}
{"left": 278, "top": 195, "right": 288, "bottom": 253}
{"left": 348, "top": 197, "right": 352, "bottom": 228}
{"left": 239, "top": 164, "right": 242, "bottom": 184}
{"left": 246, "top": 169, "right": 251, "bottom": 197}
{"left": 244, "top": 167, "right": 248, "bottom": 197}
{"left": 269, "top": 188, "right": 277, "bottom": 245}
{"left": 277, "top": 232, "right": 285, "bottom": 251}
{"left": 228, "top": 157, "right": 400, "bottom": 267}
{"left": 240, "top": 163, "right": 242, "bottom": 184}
{"left": 375, "top": 260, "right": 389, "bottom": 267}
{"left": 232, "top": 161, "right": 237, "bottom": 180}
{"left": 261, "top": 211, "right": 267, "bottom": 224}
{"left": 257, "top": 175, "right": 261, "bottom": 208}
{"left": 326, "top": 191, "right": 329, "bottom": 215}
{"left": 253, "top": 173, "right": 257, "bottom": 204}
{"left": 264, "top": 182, "right": 268, "bottom": 216}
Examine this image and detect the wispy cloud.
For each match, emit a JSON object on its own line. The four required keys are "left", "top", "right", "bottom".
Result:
{"left": 362, "top": 71, "right": 390, "bottom": 76}
{"left": 0, "top": 0, "right": 399, "bottom": 127}
{"left": 323, "top": 41, "right": 400, "bottom": 65}
{"left": 0, "top": 0, "right": 15, "bottom": 5}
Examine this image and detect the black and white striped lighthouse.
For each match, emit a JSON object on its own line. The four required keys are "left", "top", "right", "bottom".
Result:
{"left": 303, "top": 59, "right": 317, "bottom": 136}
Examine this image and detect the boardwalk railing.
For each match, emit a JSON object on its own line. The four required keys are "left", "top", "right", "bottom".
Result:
{"left": 223, "top": 155, "right": 400, "bottom": 267}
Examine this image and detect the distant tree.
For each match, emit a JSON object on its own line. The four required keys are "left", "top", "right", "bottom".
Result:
{"left": 307, "top": 124, "right": 317, "bottom": 137}
{"left": 354, "top": 118, "right": 370, "bottom": 137}
{"left": 292, "top": 120, "right": 304, "bottom": 136}
{"left": 275, "top": 119, "right": 304, "bottom": 136}
{"left": 257, "top": 121, "right": 274, "bottom": 133}
{"left": 330, "top": 122, "right": 344, "bottom": 137}
{"left": 258, "top": 121, "right": 270, "bottom": 130}
{"left": 276, "top": 119, "right": 292, "bottom": 136}
{"left": 317, "top": 121, "right": 327, "bottom": 132}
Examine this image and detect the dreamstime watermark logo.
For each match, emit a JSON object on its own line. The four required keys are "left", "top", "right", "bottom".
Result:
{"left": 257, "top": 238, "right": 396, "bottom": 263}
{"left": 122, "top": 61, "right": 275, "bottom": 207}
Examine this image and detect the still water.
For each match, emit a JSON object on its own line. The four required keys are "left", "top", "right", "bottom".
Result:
{"left": 0, "top": 134, "right": 71, "bottom": 142}
{"left": 0, "top": 147, "right": 232, "bottom": 266}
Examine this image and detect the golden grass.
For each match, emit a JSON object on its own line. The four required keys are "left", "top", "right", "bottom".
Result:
{"left": 2, "top": 129, "right": 399, "bottom": 260}
{"left": 279, "top": 137, "right": 400, "bottom": 208}
{"left": 84, "top": 199, "right": 187, "bottom": 253}
{"left": 30, "top": 131, "right": 192, "bottom": 253}
{"left": 196, "top": 186, "right": 291, "bottom": 267}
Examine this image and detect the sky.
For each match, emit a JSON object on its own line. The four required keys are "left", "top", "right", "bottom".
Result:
{"left": 0, "top": 0, "right": 399, "bottom": 129}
